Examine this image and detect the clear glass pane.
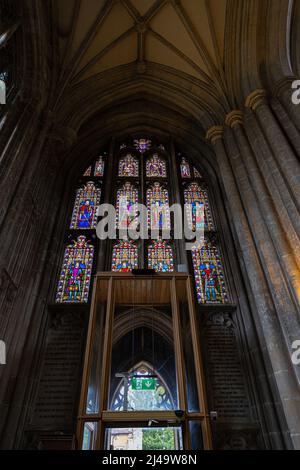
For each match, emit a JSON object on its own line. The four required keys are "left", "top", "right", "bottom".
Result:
{"left": 188, "top": 421, "right": 203, "bottom": 450}
{"left": 105, "top": 427, "right": 183, "bottom": 450}
{"left": 108, "top": 277, "right": 178, "bottom": 411}
{"left": 85, "top": 278, "right": 109, "bottom": 414}
{"left": 176, "top": 278, "right": 200, "bottom": 412}
{"left": 82, "top": 422, "right": 98, "bottom": 450}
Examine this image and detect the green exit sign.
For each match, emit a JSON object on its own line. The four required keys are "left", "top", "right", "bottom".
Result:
{"left": 131, "top": 377, "right": 156, "bottom": 391}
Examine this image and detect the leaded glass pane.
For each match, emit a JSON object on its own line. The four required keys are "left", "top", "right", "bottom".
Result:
{"left": 56, "top": 236, "right": 94, "bottom": 303}
{"left": 70, "top": 182, "right": 101, "bottom": 229}
{"left": 111, "top": 364, "right": 173, "bottom": 411}
{"left": 112, "top": 240, "right": 138, "bottom": 271}
{"left": 146, "top": 182, "right": 170, "bottom": 231}
{"left": 192, "top": 240, "right": 228, "bottom": 304}
{"left": 180, "top": 157, "right": 191, "bottom": 178}
{"left": 148, "top": 240, "right": 174, "bottom": 272}
{"left": 94, "top": 156, "right": 105, "bottom": 177}
{"left": 184, "top": 182, "right": 214, "bottom": 231}
{"left": 118, "top": 153, "right": 139, "bottom": 177}
{"left": 193, "top": 167, "right": 202, "bottom": 178}
{"left": 116, "top": 182, "right": 139, "bottom": 229}
{"left": 134, "top": 138, "right": 151, "bottom": 153}
{"left": 83, "top": 166, "right": 92, "bottom": 177}
{"left": 146, "top": 154, "right": 167, "bottom": 178}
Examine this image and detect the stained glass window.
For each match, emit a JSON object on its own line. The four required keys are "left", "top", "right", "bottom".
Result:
{"left": 148, "top": 241, "right": 174, "bottom": 272}
{"left": 192, "top": 239, "right": 228, "bottom": 303}
{"left": 118, "top": 153, "right": 139, "bottom": 177}
{"left": 111, "top": 363, "right": 173, "bottom": 411}
{"left": 83, "top": 166, "right": 92, "bottom": 177}
{"left": 56, "top": 236, "right": 94, "bottom": 303}
{"left": 116, "top": 182, "right": 139, "bottom": 229}
{"left": 180, "top": 157, "right": 191, "bottom": 178}
{"left": 70, "top": 182, "right": 101, "bottom": 230}
{"left": 112, "top": 240, "right": 138, "bottom": 272}
{"left": 184, "top": 182, "right": 214, "bottom": 231}
{"left": 134, "top": 138, "right": 151, "bottom": 153}
{"left": 94, "top": 156, "right": 105, "bottom": 177}
{"left": 146, "top": 154, "right": 167, "bottom": 178}
{"left": 193, "top": 167, "right": 202, "bottom": 179}
{"left": 146, "top": 182, "right": 170, "bottom": 231}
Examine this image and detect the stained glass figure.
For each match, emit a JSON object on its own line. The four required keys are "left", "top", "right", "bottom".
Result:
{"left": 134, "top": 138, "right": 151, "bottom": 153}
{"left": 111, "top": 363, "right": 173, "bottom": 411}
{"left": 180, "top": 157, "right": 191, "bottom": 178}
{"left": 146, "top": 182, "right": 170, "bottom": 231}
{"left": 56, "top": 236, "right": 94, "bottom": 303}
{"left": 193, "top": 167, "right": 202, "bottom": 178}
{"left": 184, "top": 182, "right": 214, "bottom": 231}
{"left": 192, "top": 239, "right": 228, "bottom": 303}
{"left": 70, "top": 182, "right": 101, "bottom": 229}
{"left": 83, "top": 166, "right": 92, "bottom": 177}
{"left": 148, "top": 240, "right": 174, "bottom": 272}
{"left": 94, "top": 156, "right": 105, "bottom": 177}
{"left": 146, "top": 154, "right": 167, "bottom": 178}
{"left": 118, "top": 153, "right": 139, "bottom": 177}
{"left": 116, "top": 182, "right": 139, "bottom": 229}
{"left": 112, "top": 240, "right": 138, "bottom": 272}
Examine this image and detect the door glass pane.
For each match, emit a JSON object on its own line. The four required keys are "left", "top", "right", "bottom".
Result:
{"left": 85, "top": 278, "right": 109, "bottom": 414}
{"left": 176, "top": 278, "right": 200, "bottom": 412}
{"left": 82, "top": 422, "right": 98, "bottom": 450}
{"left": 105, "top": 427, "right": 183, "bottom": 450}
{"left": 108, "top": 277, "right": 178, "bottom": 411}
{"left": 188, "top": 421, "right": 203, "bottom": 450}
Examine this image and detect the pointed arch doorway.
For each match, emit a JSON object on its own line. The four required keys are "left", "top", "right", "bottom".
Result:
{"left": 76, "top": 273, "right": 212, "bottom": 450}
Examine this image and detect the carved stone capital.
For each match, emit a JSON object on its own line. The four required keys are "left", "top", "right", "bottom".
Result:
{"left": 206, "top": 125, "right": 224, "bottom": 144}
{"left": 245, "top": 89, "right": 266, "bottom": 110}
{"left": 225, "top": 110, "right": 243, "bottom": 128}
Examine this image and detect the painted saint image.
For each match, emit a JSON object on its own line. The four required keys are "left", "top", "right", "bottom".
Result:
{"left": 78, "top": 199, "right": 95, "bottom": 228}
{"left": 180, "top": 157, "right": 191, "bottom": 178}
{"left": 119, "top": 154, "right": 138, "bottom": 177}
{"left": 70, "top": 182, "right": 100, "bottom": 230}
{"left": 146, "top": 155, "right": 166, "bottom": 177}
{"left": 200, "top": 262, "right": 218, "bottom": 302}
{"left": 64, "top": 260, "right": 85, "bottom": 301}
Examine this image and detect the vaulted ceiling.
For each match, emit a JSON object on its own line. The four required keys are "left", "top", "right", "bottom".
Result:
{"left": 49, "top": 0, "right": 296, "bottom": 135}
{"left": 54, "top": 0, "right": 227, "bottom": 93}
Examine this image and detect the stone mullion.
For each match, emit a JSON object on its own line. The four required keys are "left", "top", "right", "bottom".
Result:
{"left": 223, "top": 122, "right": 300, "bottom": 357}
{"left": 170, "top": 137, "right": 188, "bottom": 268}
{"left": 97, "top": 137, "right": 115, "bottom": 272}
{"left": 245, "top": 90, "right": 300, "bottom": 210}
{"left": 207, "top": 127, "right": 297, "bottom": 448}
{"left": 243, "top": 108, "right": 300, "bottom": 246}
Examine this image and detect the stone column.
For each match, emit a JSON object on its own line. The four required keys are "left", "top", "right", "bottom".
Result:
{"left": 273, "top": 77, "right": 300, "bottom": 132}
{"left": 225, "top": 111, "right": 300, "bottom": 309}
{"left": 270, "top": 97, "right": 300, "bottom": 160}
{"left": 0, "top": 120, "right": 77, "bottom": 448}
{"left": 243, "top": 103, "right": 300, "bottom": 244}
{"left": 245, "top": 89, "right": 300, "bottom": 210}
{"left": 225, "top": 111, "right": 300, "bottom": 341}
{"left": 206, "top": 125, "right": 300, "bottom": 449}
